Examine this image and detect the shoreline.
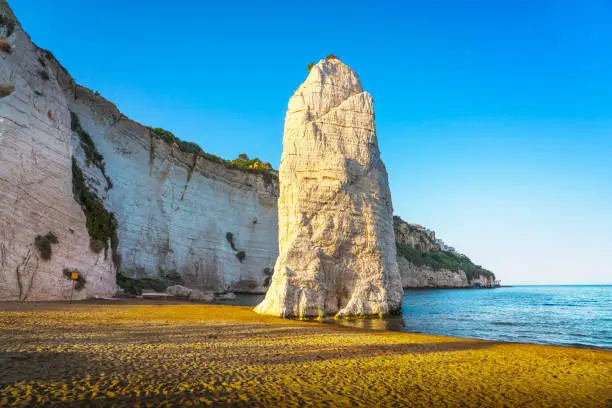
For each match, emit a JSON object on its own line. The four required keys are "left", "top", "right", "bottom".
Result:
{"left": 1, "top": 301, "right": 610, "bottom": 406}
{"left": 2, "top": 298, "right": 609, "bottom": 351}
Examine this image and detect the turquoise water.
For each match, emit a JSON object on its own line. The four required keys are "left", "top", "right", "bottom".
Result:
{"left": 229, "top": 285, "right": 611, "bottom": 349}
{"left": 399, "top": 285, "right": 611, "bottom": 349}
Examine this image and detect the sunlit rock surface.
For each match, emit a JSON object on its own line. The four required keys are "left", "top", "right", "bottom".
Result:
{"left": 0, "top": 0, "right": 278, "bottom": 300}
{"left": 68, "top": 91, "right": 279, "bottom": 294}
{"left": 255, "top": 58, "right": 403, "bottom": 318}
{"left": 0, "top": 2, "right": 115, "bottom": 300}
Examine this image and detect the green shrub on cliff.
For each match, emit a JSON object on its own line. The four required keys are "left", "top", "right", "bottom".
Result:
{"left": 71, "top": 157, "right": 119, "bottom": 266}
{"left": 228, "top": 156, "right": 273, "bottom": 171}
{"left": 396, "top": 243, "right": 494, "bottom": 282}
{"left": 70, "top": 111, "right": 113, "bottom": 191}
{"left": 34, "top": 232, "right": 58, "bottom": 260}
{"left": 151, "top": 127, "right": 204, "bottom": 155}
{"left": 0, "top": 12, "right": 16, "bottom": 37}
{"left": 149, "top": 127, "right": 276, "bottom": 184}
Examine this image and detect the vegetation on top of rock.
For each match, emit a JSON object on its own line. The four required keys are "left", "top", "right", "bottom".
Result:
{"left": 34, "top": 232, "right": 58, "bottom": 260}
{"left": 71, "top": 111, "right": 113, "bottom": 190}
{"left": 326, "top": 54, "right": 340, "bottom": 61}
{"left": 396, "top": 243, "right": 495, "bottom": 282}
{"left": 393, "top": 215, "right": 494, "bottom": 282}
{"left": 0, "top": 10, "right": 16, "bottom": 37}
{"left": 149, "top": 127, "right": 276, "bottom": 183}
{"left": 151, "top": 128, "right": 204, "bottom": 155}
{"left": 71, "top": 157, "right": 119, "bottom": 267}
{"left": 40, "top": 48, "right": 70, "bottom": 76}
{"left": 228, "top": 156, "right": 273, "bottom": 171}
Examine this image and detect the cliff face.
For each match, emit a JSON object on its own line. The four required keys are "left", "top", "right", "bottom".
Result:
{"left": 394, "top": 220, "right": 440, "bottom": 253}
{"left": 0, "top": 1, "right": 494, "bottom": 300}
{"left": 0, "top": 1, "right": 278, "bottom": 300}
{"left": 255, "top": 58, "right": 403, "bottom": 318}
{"left": 394, "top": 217, "right": 495, "bottom": 288}
{"left": 68, "top": 89, "right": 279, "bottom": 293}
{"left": 0, "top": 2, "right": 115, "bottom": 300}
{"left": 397, "top": 257, "right": 469, "bottom": 288}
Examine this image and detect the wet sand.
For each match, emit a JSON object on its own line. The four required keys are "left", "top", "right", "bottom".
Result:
{"left": 1, "top": 300, "right": 610, "bottom": 407}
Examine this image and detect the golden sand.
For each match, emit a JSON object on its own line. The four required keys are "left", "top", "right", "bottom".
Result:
{"left": 0, "top": 301, "right": 610, "bottom": 407}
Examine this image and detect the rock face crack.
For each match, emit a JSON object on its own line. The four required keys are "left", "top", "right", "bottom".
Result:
{"left": 255, "top": 58, "right": 403, "bottom": 318}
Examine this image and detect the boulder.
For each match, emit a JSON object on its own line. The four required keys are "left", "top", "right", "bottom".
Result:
{"left": 166, "top": 285, "right": 213, "bottom": 301}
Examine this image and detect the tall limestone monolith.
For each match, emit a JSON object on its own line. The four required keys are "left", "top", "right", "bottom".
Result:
{"left": 254, "top": 57, "right": 403, "bottom": 318}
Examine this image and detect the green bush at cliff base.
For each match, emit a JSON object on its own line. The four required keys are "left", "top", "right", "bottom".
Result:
{"left": 396, "top": 243, "right": 495, "bottom": 282}
{"left": 116, "top": 273, "right": 144, "bottom": 296}
{"left": 71, "top": 157, "right": 119, "bottom": 265}
{"left": 116, "top": 273, "right": 171, "bottom": 295}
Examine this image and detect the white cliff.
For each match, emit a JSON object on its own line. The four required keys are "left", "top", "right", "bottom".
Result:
{"left": 0, "top": 2, "right": 115, "bottom": 300}
{"left": 0, "top": 0, "right": 495, "bottom": 301}
{"left": 0, "top": 0, "right": 278, "bottom": 300}
{"left": 393, "top": 216, "right": 495, "bottom": 288}
{"left": 68, "top": 88, "right": 279, "bottom": 294}
{"left": 397, "top": 257, "right": 469, "bottom": 288}
{"left": 255, "top": 57, "right": 403, "bottom": 318}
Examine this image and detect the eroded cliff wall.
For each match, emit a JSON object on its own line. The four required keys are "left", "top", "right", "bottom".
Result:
{"left": 68, "top": 89, "right": 279, "bottom": 293}
{"left": 0, "top": 3, "right": 115, "bottom": 300}
{"left": 0, "top": 1, "right": 278, "bottom": 299}
{"left": 394, "top": 217, "right": 495, "bottom": 288}
{"left": 0, "top": 1, "right": 493, "bottom": 300}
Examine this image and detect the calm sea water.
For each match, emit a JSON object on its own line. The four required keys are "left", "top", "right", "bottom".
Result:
{"left": 227, "top": 285, "right": 611, "bottom": 349}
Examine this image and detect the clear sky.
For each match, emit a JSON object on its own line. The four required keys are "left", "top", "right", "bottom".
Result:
{"left": 11, "top": 0, "right": 612, "bottom": 284}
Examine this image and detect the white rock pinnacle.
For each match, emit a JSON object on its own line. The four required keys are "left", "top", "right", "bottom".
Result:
{"left": 255, "top": 57, "right": 403, "bottom": 318}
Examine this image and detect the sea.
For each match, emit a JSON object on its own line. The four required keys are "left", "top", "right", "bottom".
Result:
{"left": 226, "top": 285, "right": 611, "bottom": 349}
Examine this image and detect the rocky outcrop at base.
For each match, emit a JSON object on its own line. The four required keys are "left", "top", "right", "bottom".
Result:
{"left": 165, "top": 285, "right": 213, "bottom": 301}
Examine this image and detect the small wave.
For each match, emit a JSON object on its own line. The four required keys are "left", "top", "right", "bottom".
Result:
{"left": 491, "top": 321, "right": 515, "bottom": 326}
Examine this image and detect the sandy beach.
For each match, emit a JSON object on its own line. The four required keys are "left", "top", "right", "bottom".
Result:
{"left": 1, "top": 301, "right": 610, "bottom": 407}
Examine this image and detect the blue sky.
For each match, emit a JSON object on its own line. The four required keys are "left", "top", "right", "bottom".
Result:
{"left": 11, "top": 0, "right": 612, "bottom": 284}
